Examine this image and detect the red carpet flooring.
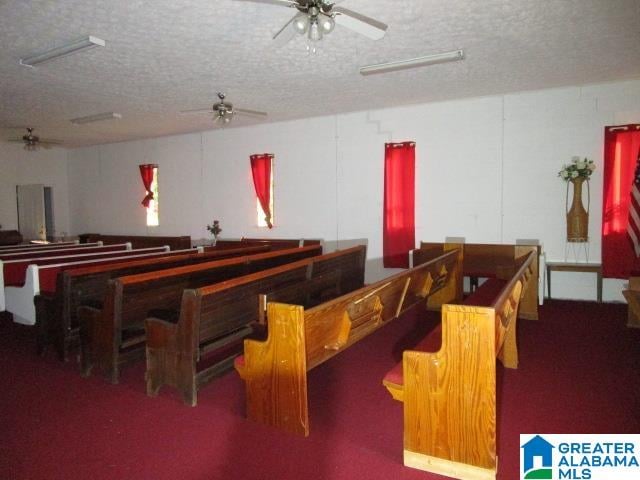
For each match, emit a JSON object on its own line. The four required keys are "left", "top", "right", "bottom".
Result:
{"left": 1, "top": 300, "right": 638, "bottom": 480}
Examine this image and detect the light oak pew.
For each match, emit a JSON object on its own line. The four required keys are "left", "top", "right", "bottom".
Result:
{"left": 622, "top": 275, "right": 640, "bottom": 328}
{"left": 78, "top": 245, "right": 322, "bottom": 384}
{"left": 145, "top": 246, "right": 366, "bottom": 406}
{"left": 382, "top": 251, "right": 535, "bottom": 480}
{"left": 35, "top": 245, "right": 270, "bottom": 361}
{"left": 234, "top": 249, "right": 461, "bottom": 436}
{"left": 412, "top": 241, "right": 540, "bottom": 320}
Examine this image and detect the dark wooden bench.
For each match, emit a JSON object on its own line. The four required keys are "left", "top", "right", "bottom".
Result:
{"left": 412, "top": 241, "right": 540, "bottom": 320}
{"left": 212, "top": 238, "right": 321, "bottom": 251}
{"left": 382, "top": 251, "right": 535, "bottom": 480}
{"left": 0, "top": 230, "right": 23, "bottom": 246}
{"left": 79, "top": 233, "right": 191, "bottom": 250}
{"left": 234, "top": 249, "right": 461, "bottom": 436}
{"left": 145, "top": 246, "right": 367, "bottom": 406}
{"left": 35, "top": 245, "right": 270, "bottom": 361}
{"left": 78, "top": 245, "right": 322, "bottom": 384}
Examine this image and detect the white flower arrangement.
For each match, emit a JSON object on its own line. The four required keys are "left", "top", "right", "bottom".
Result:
{"left": 558, "top": 156, "right": 596, "bottom": 181}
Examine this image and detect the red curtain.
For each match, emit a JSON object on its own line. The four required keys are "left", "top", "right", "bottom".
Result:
{"left": 139, "top": 164, "right": 156, "bottom": 207}
{"left": 250, "top": 154, "right": 273, "bottom": 228}
{"left": 602, "top": 125, "right": 640, "bottom": 278}
{"left": 383, "top": 142, "right": 415, "bottom": 268}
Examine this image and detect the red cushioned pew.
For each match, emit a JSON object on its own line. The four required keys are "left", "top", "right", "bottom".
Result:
{"left": 2, "top": 245, "right": 172, "bottom": 325}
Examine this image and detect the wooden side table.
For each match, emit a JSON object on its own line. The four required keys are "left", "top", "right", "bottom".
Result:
{"left": 546, "top": 262, "right": 602, "bottom": 302}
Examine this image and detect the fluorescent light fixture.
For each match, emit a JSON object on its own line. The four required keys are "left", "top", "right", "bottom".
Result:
{"left": 70, "top": 112, "right": 122, "bottom": 125}
{"left": 359, "top": 49, "right": 464, "bottom": 76}
{"left": 20, "top": 35, "right": 106, "bottom": 67}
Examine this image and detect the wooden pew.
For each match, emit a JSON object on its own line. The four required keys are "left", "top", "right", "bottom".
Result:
{"left": 2, "top": 246, "right": 169, "bottom": 324}
{"left": 0, "top": 240, "right": 81, "bottom": 253}
{"left": 146, "top": 246, "right": 367, "bottom": 406}
{"left": 382, "top": 251, "right": 535, "bottom": 480}
{"left": 412, "top": 241, "right": 540, "bottom": 320}
{"left": 234, "top": 249, "right": 461, "bottom": 436}
{"left": 34, "top": 245, "right": 270, "bottom": 361}
{"left": 79, "top": 245, "right": 322, "bottom": 384}
{"left": 79, "top": 233, "right": 191, "bottom": 251}
{"left": 212, "top": 238, "right": 321, "bottom": 251}
{"left": 0, "top": 242, "right": 114, "bottom": 261}
{"left": 622, "top": 276, "right": 640, "bottom": 328}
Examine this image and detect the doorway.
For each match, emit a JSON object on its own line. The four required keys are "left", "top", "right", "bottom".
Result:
{"left": 16, "top": 184, "right": 55, "bottom": 241}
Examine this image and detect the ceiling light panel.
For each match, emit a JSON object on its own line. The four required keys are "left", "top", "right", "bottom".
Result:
{"left": 20, "top": 36, "right": 106, "bottom": 67}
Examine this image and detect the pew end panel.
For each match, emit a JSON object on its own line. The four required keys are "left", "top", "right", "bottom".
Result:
{"left": 384, "top": 253, "right": 531, "bottom": 480}
{"left": 403, "top": 304, "right": 499, "bottom": 480}
{"left": 239, "top": 303, "right": 309, "bottom": 436}
{"left": 146, "top": 290, "right": 201, "bottom": 406}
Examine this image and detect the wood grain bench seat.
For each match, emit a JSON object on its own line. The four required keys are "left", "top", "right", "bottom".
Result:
{"left": 145, "top": 246, "right": 367, "bottom": 406}
{"left": 382, "top": 253, "right": 534, "bottom": 480}
{"left": 235, "top": 249, "right": 462, "bottom": 436}
{"left": 34, "top": 245, "right": 270, "bottom": 361}
{"left": 79, "top": 245, "right": 322, "bottom": 384}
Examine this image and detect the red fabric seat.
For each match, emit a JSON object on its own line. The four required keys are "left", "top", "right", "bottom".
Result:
{"left": 383, "top": 278, "right": 508, "bottom": 388}
{"left": 383, "top": 323, "right": 442, "bottom": 386}
{"left": 462, "top": 278, "right": 507, "bottom": 306}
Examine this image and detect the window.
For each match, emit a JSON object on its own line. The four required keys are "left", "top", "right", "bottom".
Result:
{"left": 256, "top": 166, "right": 274, "bottom": 227}
{"left": 139, "top": 164, "right": 159, "bottom": 226}
{"left": 602, "top": 125, "right": 640, "bottom": 278}
{"left": 250, "top": 154, "right": 274, "bottom": 228}
{"left": 383, "top": 142, "right": 415, "bottom": 268}
{"left": 146, "top": 166, "right": 159, "bottom": 226}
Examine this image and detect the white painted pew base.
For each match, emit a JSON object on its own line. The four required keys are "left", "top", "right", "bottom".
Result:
{"left": 5, "top": 264, "right": 39, "bottom": 325}
{"left": 404, "top": 450, "right": 496, "bottom": 480}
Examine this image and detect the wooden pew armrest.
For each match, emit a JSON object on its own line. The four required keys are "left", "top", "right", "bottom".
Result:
{"left": 145, "top": 316, "right": 179, "bottom": 350}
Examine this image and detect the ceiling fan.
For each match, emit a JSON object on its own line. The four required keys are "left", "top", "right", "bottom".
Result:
{"left": 7, "top": 127, "right": 63, "bottom": 151}
{"left": 180, "top": 93, "right": 268, "bottom": 124}
{"left": 234, "top": 0, "right": 387, "bottom": 49}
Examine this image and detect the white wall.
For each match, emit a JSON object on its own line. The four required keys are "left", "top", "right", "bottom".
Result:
{"left": 65, "top": 79, "right": 640, "bottom": 299}
{"left": 0, "top": 143, "right": 70, "bottom": 237}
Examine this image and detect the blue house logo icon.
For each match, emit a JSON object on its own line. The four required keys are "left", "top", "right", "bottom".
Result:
{"left": 521, "top": 435, "right": 555, "bottom": 479}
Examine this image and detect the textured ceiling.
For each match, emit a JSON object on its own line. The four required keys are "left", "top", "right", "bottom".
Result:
{"left": 1, "top": 0, "right": 639, "bottom": 148}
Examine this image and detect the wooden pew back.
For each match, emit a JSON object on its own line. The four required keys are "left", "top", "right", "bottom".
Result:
{"left": 145, "top": 246, "right": 366, "bottom": 406}
{"left": 413, "top": 241, "right": 539, "bottom": 320}
{"left": 80, "top": 245, "right": 322, "bottom": 383}
{"left": 36, "top": 245, "right": 269, "bottom": 360}
{"left": 236, "top": 249, "right": 461, "bottom": 436}
{"left": 79, "top": 233, "right": 191, "bottom": 250}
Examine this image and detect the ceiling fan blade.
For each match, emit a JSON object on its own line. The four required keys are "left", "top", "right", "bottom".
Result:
{"left": 272, "top": 13, "right": 304, "bottom": 47}
{"left": 7, "top": 138, "right": 23, "bottom": 143}
{"left": 235, "top": 108, "right": 268, "bottom": 118}
{"left": 333, "top": 6, "right": 387, "bottom": 40}
{"left": 233, "top": 0, "right": 298, "bottom": 8}
{"left": 40, "top": 139, "right": 63, "bottom": 146}
{"left": 179, "top": 108, "right": 214, "bottom": 115}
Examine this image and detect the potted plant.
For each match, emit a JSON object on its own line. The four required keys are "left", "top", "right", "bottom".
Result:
{"left": 206, "top": 220, "right": 222, "bottom": 246}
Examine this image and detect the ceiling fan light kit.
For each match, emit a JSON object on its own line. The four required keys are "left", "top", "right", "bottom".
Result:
{"left": 237, "top": 0, "right": 387, "bottom": 48}
{"left": 70, "top": 112, "right": 122, "bottom": 125}
{"left": 19, "top": 35, "right": 106, "bottom": 67}
{"left": 359, "top": 49, "right": 465, "bottom": 76}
